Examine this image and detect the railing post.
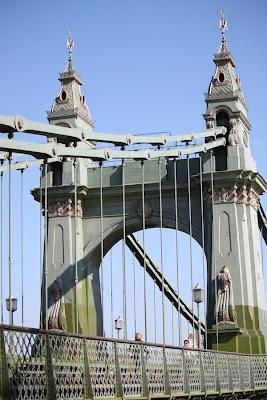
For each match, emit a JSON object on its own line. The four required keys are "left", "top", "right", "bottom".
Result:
{"left": 163, "top": 347, "right": 171, "bottom": 396}
{"left": 214, "top": 353, "right": 221, "bottom": 395}
{"left": 227, "top": 354, "right": 233, "bottom": 393}
{"left": 182, "top": 349, "right": 189, "bottom": 395}
{"left": 249, "top": 356, "right": 255, "bottom": 392}
{"left": 45, "top": 334, "right": 56, "bottom": 400}
{"left": 0, "top": 328, "right": 11, "bottom": 400}
{"left": 199, "top": 351, "right": 206, "bottom": 394}
{"left": 114, "top": 342, "right": 123, "bottom": 398}
{"left": 83, "top": 338, "right": 93, "bottom": 400}
{"left": 141, "top": 345, "right": 149, "bottom": 397}
{"left": 239, "top": 356, "right": 244, "bottom": 391}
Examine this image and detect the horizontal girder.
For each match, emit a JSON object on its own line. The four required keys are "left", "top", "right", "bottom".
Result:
{"left": 0, "top": 136, "right": 226, "bottom": 161}
{"left": 0, "top": 114, "right": 226, "bottom": 145}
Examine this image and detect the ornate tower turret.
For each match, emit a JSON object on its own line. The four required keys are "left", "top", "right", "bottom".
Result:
{"left": 204, "top": 11, "right": 256, "bottom": 172}
{"left": 47, "top": 32, "right": 94, "bottom": 135}
{"left": 204, "top": 12, "right": 267, "bottom": 353}
{"left": 41, "top": 34, "right": 102, "bottom": 336}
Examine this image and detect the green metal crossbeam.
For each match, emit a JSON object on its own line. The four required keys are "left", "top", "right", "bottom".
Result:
{"left": 0, "top": 137, "right": 226, "bottom": 161}
{"left": 126, "top": 233, "right": 205, "bottom": 334}
{"left": 0, "top": 114, "right": 226, "bottom": 145}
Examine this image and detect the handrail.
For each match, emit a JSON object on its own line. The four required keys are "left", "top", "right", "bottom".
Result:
{"left": 1, "top": 325, "right": 267, "bottom": 399}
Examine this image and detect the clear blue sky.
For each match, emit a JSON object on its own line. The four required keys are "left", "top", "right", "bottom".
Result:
{"left": 0, "top": 0, "right": 266, "bottom": 342}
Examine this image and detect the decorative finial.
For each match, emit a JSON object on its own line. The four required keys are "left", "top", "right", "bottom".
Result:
{"left": 66, "top": 30, "right": 75, "bottom": 73}
{"left": 220, "top": 10, "right": 228, "bottom": 41}
{"left": 67, "top": 30, "right": 74, "bottom": 55}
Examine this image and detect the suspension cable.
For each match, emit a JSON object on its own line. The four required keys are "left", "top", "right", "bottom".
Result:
{"left": 20, "top": 169, "right": 24, "bottom": 326}
{"left": 122, "top": 159, "right": 127, "bottom": 338}
{"left": 133, "top": 251, "right": 137, "bottom": 335}
{"left": 110, "top": 248, "right": 113, "bottom": 338}
{"left": 74, "top": 158, "right": 78, "bottom": 333}
{"left": 99, "top": 161, "right": 104, "bottom": 333}
{"left": 0, "top": 162, "right": 3, "bottom": 324}
{"left": 39, "top": 165, "right": 43, "bottom": 326}
{"left": 187, "top": 153, "right": 195, "bottom": 347}
{"left": 8, "top": 152, "right": 12, "bottom": 325}
{"left": 154, "top": 279, "right": 157, "bottom": 342}
{"left": 210, "top": 150, "right": 219, "bottom": 349}
{"left": 172, "top": 302, "right": 174, "bottom": 345}
{"left": 174, "top": 158, "right": 181, "bottom": 345}
{"left": 158, "top": 158, "right": 166, "bottom": 345}
{"left": 141, "top": 160, "right": 147, "bottom": 341}
{"left": 44, "top": 160, "right": 48, "bottom": 330}
{"left": 199, "top": 155, "right": 207, "bottom": 348}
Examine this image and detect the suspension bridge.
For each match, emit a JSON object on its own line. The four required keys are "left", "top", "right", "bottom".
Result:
{"left": 1, "top": 12, "right": 267, "bottom": 400}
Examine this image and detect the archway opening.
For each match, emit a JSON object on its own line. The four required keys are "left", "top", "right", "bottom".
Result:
{"left": 101, "top": 227, "right": 207, "bottom": 346}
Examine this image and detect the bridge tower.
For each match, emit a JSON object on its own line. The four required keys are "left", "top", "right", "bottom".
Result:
{"left": 40, "top": 34, "right": 104, "bottom": 335}
{"left": 38, "top": 19, "right": 267, "bottom": 354}
{"left": 203, "top": 12, "right": 267, "bottom": 353}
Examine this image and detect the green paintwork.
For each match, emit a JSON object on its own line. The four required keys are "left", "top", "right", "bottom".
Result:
{"left": 31, "top": 25, "right": 267, "bottom": 355}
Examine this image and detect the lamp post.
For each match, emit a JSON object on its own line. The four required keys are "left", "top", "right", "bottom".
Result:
{"left": 192, "top": 284, "right": 204, "bottom": 349}
{"left": 6, "top": 296, "right": 17, "bottom": 326}
{"left": 115, "top": 316, "right": 124, "bottom": 340}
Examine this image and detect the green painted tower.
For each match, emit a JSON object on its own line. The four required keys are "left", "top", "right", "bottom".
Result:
{"left": 203, "top": 12, "right": 267, "bottom": 353}
{"left": 41, "top": 34, "right": 103, "bottom": 336}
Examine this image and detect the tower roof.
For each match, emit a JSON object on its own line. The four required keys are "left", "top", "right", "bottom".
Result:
{"left": 205, "top": 11, "right": 246, "bottom": 109}
{"left": 47, "top": 31, "right": 93, "bottom": 130}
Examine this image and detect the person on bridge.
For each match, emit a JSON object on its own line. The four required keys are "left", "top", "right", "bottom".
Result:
{"left": 135, "top": 331, "right": 143, "bottom": 342}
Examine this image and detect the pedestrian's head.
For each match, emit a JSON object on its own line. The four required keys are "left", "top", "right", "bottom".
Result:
{"left": 183, "top": 339, "right": 189, "bottom": 348}
{"left": 135, "top": 331, "right": 142, "bottom": 341}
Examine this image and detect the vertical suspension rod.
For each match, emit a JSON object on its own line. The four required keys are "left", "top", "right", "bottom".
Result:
{"left": 199, "top": 155, "right": 207, "bottom": 348}
{"left": 44, "top": 160, "right": 48, "bottom": 330}
{"left": 133, "top": 252, "right": 137, "bottom": 335}
{"left": 0, "top": 162, "right": 3, "bottom": 324}
{"left": 122, "top": 159, "right": 127, "bottom": 338}
{"left": 174, "top": 159, "right": 181, "bottom": 345}
{"left": 110, "top": 249, "right": 113, "bottom": 338}
{"left": 39, "top": 165, "right": 43, "bottom": 327}
{"left": 210, "top": 150, "right": 219, "bottom": 349}
{"left": 8, "top": 152, "right": 12, "bottom": 325}
{"left": 74, "top": 158, "right": 78, "bottom": 333}
{"left": 141, "top": 161, "right": 147, "bottom": 341}
{"left": 187, "top": 154, "right": 195, "bottom": 347}
{"left": 20, "top": 169, "right": 24, "bottom": 326}
{"left": 99, "top": 161, "right": 104, "bottom": 332}
{"left": 158, "top": 158, "right": 166, "bottom": 345}
{"left": 154, "top": 279, "right": 157, "bottom": 342}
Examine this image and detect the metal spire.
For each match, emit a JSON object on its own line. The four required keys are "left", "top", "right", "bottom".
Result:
{"left": 218, "top": 10, "right": 231, "bottom": 57}
{"left": 220, "top": 10, "right": 228, "bottom": 41}
{"left": 66, "top": 30, "right": 75, "bottom": 72}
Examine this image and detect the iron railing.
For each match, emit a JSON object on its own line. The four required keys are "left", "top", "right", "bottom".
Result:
{"left": 1, "top": 325, "right": 267, "bottom": 399}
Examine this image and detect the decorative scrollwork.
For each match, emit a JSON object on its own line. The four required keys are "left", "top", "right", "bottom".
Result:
{"left": 204, "top": 185, "right": 259, "bottom": 210}
{"left": 48, "top": 199, "right": 83, "bottom": 217}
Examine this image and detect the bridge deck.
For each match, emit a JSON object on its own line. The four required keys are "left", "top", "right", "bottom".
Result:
{"left": 1, "top": 325, "right": 267, "bottom": 399}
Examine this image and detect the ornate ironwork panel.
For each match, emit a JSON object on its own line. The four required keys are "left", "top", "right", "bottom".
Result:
{"left": 239, "top": 355, "right": 251, "bottom": 389}
{"left": 116, "top": 342, "right": 143, "bottom": 397}
{"left": 144, "top": 345, "right": 165, "bottom": 395}
{"left": 4, "top": 330, "right": 47, "bottom": 400}
{"left": 184, "top": 349, "right": 201, "bottom": 392}
{"left": 86, "top": 339, "right": 116, "bottom": 398}
{"left": 165, "top": 347, "right": 184, "bottom": 394}
{"left": 201, "top": 351, "right": 216, "bottom": 392}
{"left": 229, "top": 354, "right": 241, "bottom": 390}
{"left": 216, "top": 352, "right": 230, "bottom": 391}
{"left": 48, "top": 334, "right": 84, "bottom": 399}
{"left": 251, "top": 356, "right": 267, "bottom": 388}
